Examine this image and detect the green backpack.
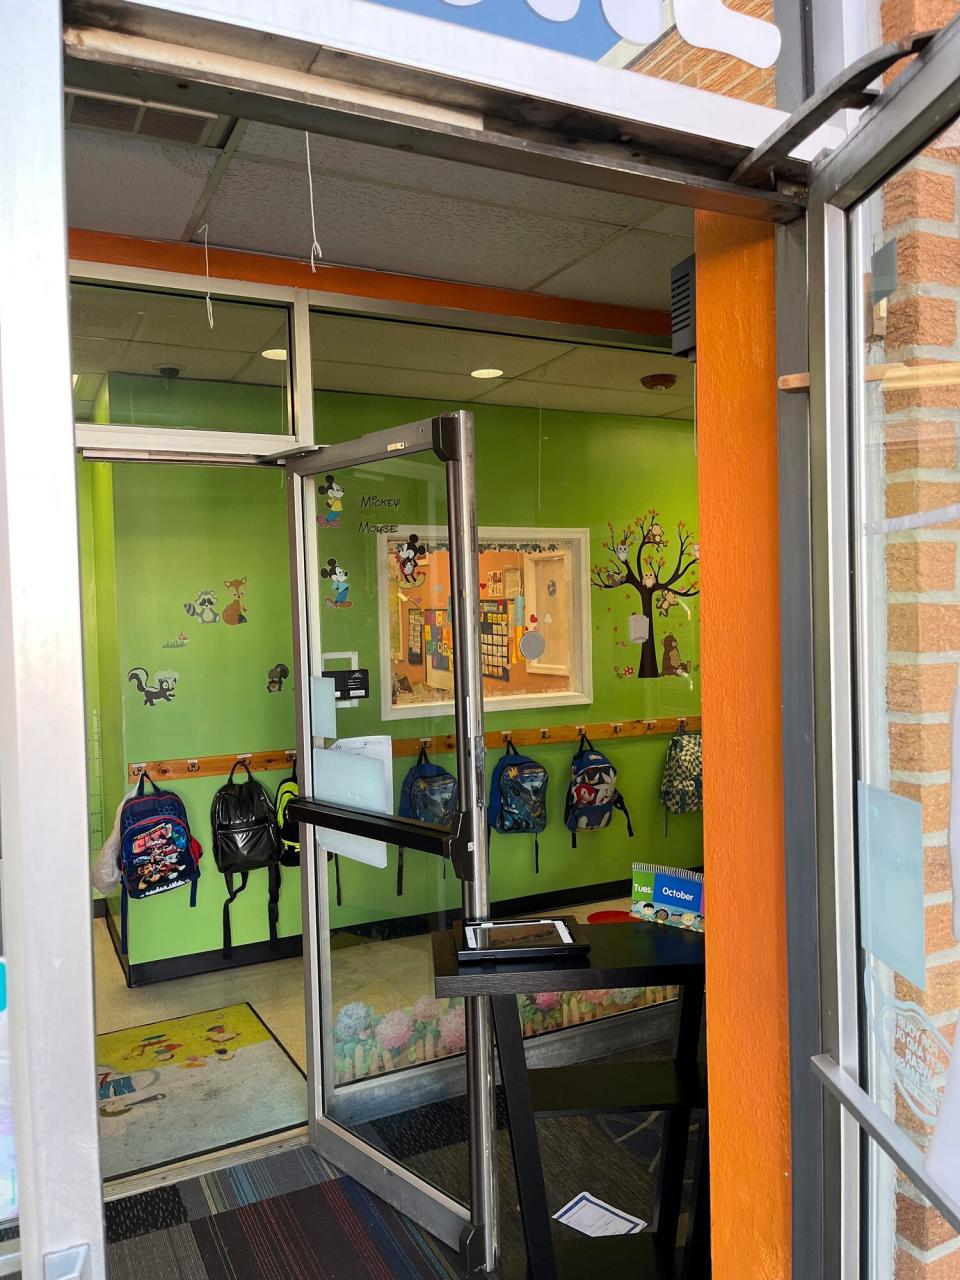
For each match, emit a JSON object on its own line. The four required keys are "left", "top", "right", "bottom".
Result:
{"left": 660, "top": 729, "right": 703, "bottom": 834}
{"left": 275, "top": 774, "right": 301, "bottom": 867}
{"left": 275, "top": 772, "right": 342, "bottom": 904}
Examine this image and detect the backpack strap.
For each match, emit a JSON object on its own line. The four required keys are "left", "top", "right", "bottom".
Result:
{"left": 189, "top": 879, "right": 198, "bottom": 909}
{"left": 120, "top": 884, "right": 129, "bottom": 955}
{"left": 534, "top": 834, "right": 540, "bottom": 875}
{"left": 222, "top": 870, "right": 249, "bottom": 958}
{"left": 616, "top": 794, "right": 634, "bottom": 839}
{"left": 578, "top": 732, "right": 594, "bottom": 752}
{"left": 328, "top": 851, "right": 342, "bottom": 907}
{"left": 267, "top": 861, "right": 280, "bottom": 952}
{"left": 397, "top": 847, "right": 404, "bottom": 897}
{"left": 227, "top": 760, "right": 254, "bottom": 785}
{"left": 136, "top": 771, "right": 160, "bottom": 797}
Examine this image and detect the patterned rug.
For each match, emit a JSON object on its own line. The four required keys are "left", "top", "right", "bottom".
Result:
{"left": 97, "top": 1004, "right": 307, "bottom": 1179}
{"left": 100, "top": 1147, "right": 465, "bottom": 1280}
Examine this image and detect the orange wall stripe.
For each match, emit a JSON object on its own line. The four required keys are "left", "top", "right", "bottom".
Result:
{"left": 695, "top": 212, "right": 790, "bottom": 1279}
{"left": 68, "top": 230, "right": 672, "bottom": 338}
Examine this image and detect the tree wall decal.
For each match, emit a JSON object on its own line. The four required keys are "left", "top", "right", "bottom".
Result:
{"left": 591, "top": 510, "right": 700, "bottom": 678}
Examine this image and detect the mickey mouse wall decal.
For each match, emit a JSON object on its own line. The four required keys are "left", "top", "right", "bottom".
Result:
{"left": 321, "top": 558, "right": 352, "bottom": 608}
{"left": 396, "top": 533, "right": 427, "bottom": 586}
{"left": 317, "top": 474, "right": 345, "bottom": 527}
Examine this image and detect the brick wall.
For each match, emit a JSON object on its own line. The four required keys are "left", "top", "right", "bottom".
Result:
{"left": 630, "top": 0, "right": 776, "bottom": 107}
{"left": 878, "top": 1, "right": 960, "bottom": 1274}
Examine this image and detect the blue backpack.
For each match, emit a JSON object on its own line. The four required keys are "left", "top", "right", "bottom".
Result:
{"left": 564, "top": 734, "right": 633, "bottom": 848}
{"left": 487, "top": 741, "right": 549, "bottom": 873}
{"left": 397, "top": 746, "right": 458, "bottom": 895}
{"left": 118, "top": 772, "right": 201, "bottom": 954}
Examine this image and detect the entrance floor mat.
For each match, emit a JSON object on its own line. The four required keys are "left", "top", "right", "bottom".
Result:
{"left": 97, "top": 1003, "right": 307, "bottom": 1179}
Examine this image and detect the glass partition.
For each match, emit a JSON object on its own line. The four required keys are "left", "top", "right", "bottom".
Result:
{"left": 70, "top": 282, "right": 292, "bottom": 434}
{"left": 308, "top": 309, "right": 702, "bottom": 1076}
{"left": 850, "top": 118, "right": 960, "bottom": 1273}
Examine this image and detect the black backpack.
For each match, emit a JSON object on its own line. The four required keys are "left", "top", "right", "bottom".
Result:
{"left": 211, "top": 762, "right": 282, "bottom": 958}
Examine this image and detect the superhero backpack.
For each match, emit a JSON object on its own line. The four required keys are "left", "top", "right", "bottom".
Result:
{"left": 487, "top": 740, "right": 549, "bottom": 873}
{"left": 211, "top": 762, "right": 282, "bottom": 958}
{"left": 563, "top": 734, "right": 633, "bottom": 848}
{"left": 274, "top": 769, "right": 342, "bottom": 906}
{"left": 396, "top": 746, "right": 458, "bottom": 896}
{"left": 118, "top": 772, "right": 202, "bottom": 955}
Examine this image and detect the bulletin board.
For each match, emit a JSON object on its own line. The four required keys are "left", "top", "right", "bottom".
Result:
{"left": 378, "top": 526, "right": 592, "bottom": 720}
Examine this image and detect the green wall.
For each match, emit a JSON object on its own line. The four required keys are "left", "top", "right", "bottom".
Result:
{"left": 81, "top": 378, "right": 702, "bottom": 969}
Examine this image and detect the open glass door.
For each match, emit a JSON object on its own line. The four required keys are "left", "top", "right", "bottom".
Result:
{"left": 807, "top": 13, "right": 960, "bottom": 1276}
{"left": 284, "top": 412, "right": 497, "bottom": 1268}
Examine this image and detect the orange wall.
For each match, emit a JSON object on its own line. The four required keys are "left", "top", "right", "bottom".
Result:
{"left": 696, "top": 212, "right": 791, "bottom": 1278}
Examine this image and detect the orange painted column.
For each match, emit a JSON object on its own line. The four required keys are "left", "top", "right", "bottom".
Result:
{"left": 695, "top": 212, "right": 791, "bottom": 1278}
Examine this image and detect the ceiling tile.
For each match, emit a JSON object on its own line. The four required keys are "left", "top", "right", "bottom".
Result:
{"left": 238, "top": 121, "right": 656, "bottom": 227}
{"left": 471, "top": 379, "right": 696, "bottom": 416}
{"left": 66, "top": 129, "right": 218, "bottom": 240}
{"left": 312, "top": 362, "right": 496, "bottom": 402}
{"left": 534, "top": 227, "right": 694, "bottom": 309}
{"left": 521, "top": 345, "right": 693, "bottom": 394}
{"left": 310, "top": 313, "right": 573, "bottom": 380}
{"left": 201, "top": 156, "right": 620, "bottom": 291}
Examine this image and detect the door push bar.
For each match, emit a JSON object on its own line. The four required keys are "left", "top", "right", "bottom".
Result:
{"left": 288, "top": 797, "right": 476, "bottom": 881}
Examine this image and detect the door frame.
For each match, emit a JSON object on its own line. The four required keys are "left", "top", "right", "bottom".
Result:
{"left": 284, "top": 414, "right": 498, "bottom": 1268}
{"left": 804, "top": 13, "right": 960, "bottom": 1275}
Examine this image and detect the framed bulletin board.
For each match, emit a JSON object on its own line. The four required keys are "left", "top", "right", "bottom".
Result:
{"left": 378, "top": 526, "right": 591, "bottom": 720}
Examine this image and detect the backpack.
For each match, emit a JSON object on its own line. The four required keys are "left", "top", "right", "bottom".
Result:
{"left": 275, "top": 770, "right": 343, "bottom": 906}
{"left": 211, "top": 762, "right": 282, "bottom": 958}
{"left": 275, "top": 774, "right": 301, "bottom": 868}
{"left": 660, "top": 728, "right": 703, "bottom": 833}
{"left": 487, "top": 741, "right": 549, "bottom": 874}
{"left": 563, "top": 734, "right": 633, "bottom": 849}
{"left": 118, "top": 773, "right": 202, "bottom": 955}
{"left": 396, "top": 746, "right": 458, "bottom": 896}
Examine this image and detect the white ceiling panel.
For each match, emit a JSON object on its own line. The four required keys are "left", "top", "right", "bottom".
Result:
{"left": 238, "top": 122, "right": 661, "bottom": 228}
{"left": 471, "top": 379, "right": 695, "bottom": 417}
{"left": 534, "top": 227, "right": 694, "bottom": 309}
{"left": 66, "top": 130, "right": 218, "bottom": 241}
{"left": 526, "top": 344, "right": 694, "bottom": 394}
{"left": 201, "top": 156, "right": 620, "bottom": 291}
{"left": 312, "top": 362, "right": 499, "bottom": 402}
{"left": 310, "top": 313, "right": 573, "bottom": 379}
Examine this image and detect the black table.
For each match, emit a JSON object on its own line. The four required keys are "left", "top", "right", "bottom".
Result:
{"left": 433, "top": 922, "right": 708, "bottom": 1280}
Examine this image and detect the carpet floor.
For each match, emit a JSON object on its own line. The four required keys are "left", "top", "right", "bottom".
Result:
{"left": 105, "top": 1147, "right": 465, "bottom": 1280}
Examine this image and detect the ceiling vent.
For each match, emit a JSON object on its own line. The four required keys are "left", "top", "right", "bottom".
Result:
{"left": 670, "top": 254, "right": 696, "bottom": 360}
{"left": 65, "top": 90, "right": 218, "bottom": 147}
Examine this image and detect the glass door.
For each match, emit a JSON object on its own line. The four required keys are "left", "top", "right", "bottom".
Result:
{"left": 807, "top": 13, "right": 960, "bottom": 1277}
{"left": 284, "top": 412, "right": 497, "bottom": 1269}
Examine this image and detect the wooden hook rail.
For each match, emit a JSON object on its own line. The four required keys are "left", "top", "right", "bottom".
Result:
{"left": 127, "top": 716, "right": 701, "bottom": 782}
{"left": 392, "top": 715, "right": 701, "bottom": 759}
{"left": 127, "top": 748, "right": 297, "bottom": 785}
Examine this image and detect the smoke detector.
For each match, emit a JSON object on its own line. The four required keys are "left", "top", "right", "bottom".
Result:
{"left": 640, "top": 373, "right": 678, "bottom": 392}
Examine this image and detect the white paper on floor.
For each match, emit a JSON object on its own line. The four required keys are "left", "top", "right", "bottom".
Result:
{"left": 553, "top": 1191, "right": 647, "bottom": 1237}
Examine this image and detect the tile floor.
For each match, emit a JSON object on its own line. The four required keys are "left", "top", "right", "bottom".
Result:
{"left": 95, "top": 897, "right": 630, "bottom": 1066}
{"left": 94, "top": 895, "right": 632, "bottom": 1177}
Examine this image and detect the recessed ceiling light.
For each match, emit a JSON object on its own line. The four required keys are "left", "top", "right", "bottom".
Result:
{"left": 261, "top": 348, "right": 288, "bottom": 361}
{"left": 470, "top": 367, "right": 503, "bottom": 379}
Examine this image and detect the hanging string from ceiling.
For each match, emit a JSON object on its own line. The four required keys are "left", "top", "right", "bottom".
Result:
{"left": 197, "top": 222, "right": 214, "bottom": 329}
{"left": 305, "top": 132, "right": 323, "bottom": 271}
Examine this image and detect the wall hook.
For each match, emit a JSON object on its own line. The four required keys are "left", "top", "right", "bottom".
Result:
{"left": 539, "top": 727, "right": 551, "bottom": 740}
{"left": 186, "top": 759, "right": 200, "bottom": 774}
{"left": 501, "top": 730, "right": 513, "bottom": 744}
{"left": 611, "top": 722, "right": 623, "bottom": 735}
